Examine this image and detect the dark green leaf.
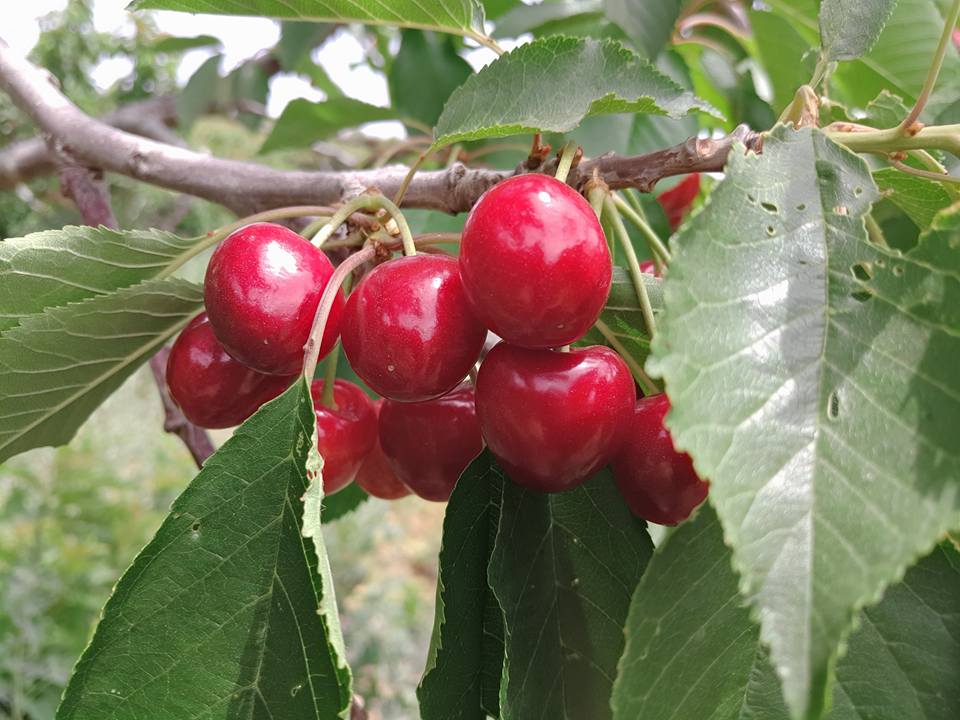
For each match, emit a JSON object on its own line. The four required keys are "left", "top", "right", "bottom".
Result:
{"left": 820, "top": 0, "right": 898, "bottom": 62}
{"left": 494, "top": 0, "right": 601, "bottom": 38}
{"left": 277, "top": 21, "right": 330, "bottom": 71}
{"left": 0, "top": 279, "right": 202, "bottom": 463}
{"left": 176, "top": 54, "right": 221, "bottom": 130}
{"left": 604, "top": 0, "right": 685, "bottom": 59}
{"left": 418, "top": 451, "right": 504, "bottom": 720}
{"left": 489, "top": 471, "right": 653, "bottom": 720}
{"left": 152, "top": 34, "right": 221, "bottom": 53}
{"left": 56, "top": 380, "right": 353, "bottom": 720}
{"left": 389, "top": 30, "right": 473, "bottom": 128}
{"left": 874, "top": 168, "right": 954, "bottom": 230}
{"left": 433, "top": 36, "right": 719, "bottom": 148}
{"left": 322, "top": 482, "right": 370, "bottom": 522}
{"left": 260, "top": 98, "right": 397, "bottom": 154}
{"left": 649, "top": 125, "right": 960, "bottom": 719}
{"left": 750, "top": 9, "right": 817, "bottom": 113}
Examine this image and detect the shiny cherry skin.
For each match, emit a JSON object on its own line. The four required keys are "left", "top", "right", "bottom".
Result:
{"left": 459, "top": 174, "right": 611, "bottom": 348}
{"left": 639, "top": 259, "right": 663, "bottom": 277}
{"left": 475, "top": 343, "right": 635, "bottom": 493}
{"left": 355, "top": 400, "right": 412, "bottom": 500}
{"left": 204, "top": 222, "right": 345, "bottom": 376}
{"left": 656, "top": 173, "right": 700, "bottom": 231}
{"left": 310, "top": 380, "right": 378, "bottom": 495}
{"left": 378, "top": 383, "right": 484, "bottom": 502}
{"left": 341, "top": 254, "right": 486, "bottom": 402}
{"left": 166, "top": 313, "right": 293, "bottom": 429}
{"left": 612, "top": 394, "right": 709, "bottom": 525}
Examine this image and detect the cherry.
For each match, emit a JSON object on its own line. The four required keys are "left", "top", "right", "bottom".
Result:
{"left": 341, "top": 254, "right": 486, "bottom": 402}
{"left": 459, "top": 174, "right": 611, "bottom": 348}
{"left": 612, "top": 394, "right": 709, "bottom": 525}
{"left": 204, "top": 222, "right": 345, "bottom": 376}
{"left": 355, "top": 400, "right": 411, "bottom": 500}
{"left": 378, "top": 383, "right": 483, "bottom": 502}
{"left": 475, "top": 343, "right": 635, "bottom": 493}
{"left": 310, "top": 379, "right": 377, "bottom": 495}
{"left": 655, "top": 173, "right": 700, "bottom": 231}
{"left": 166, "top": 313, "right": 292, "bottom": 429}
{"left": 639, "top": 259, "right": 661, "bottom": 277}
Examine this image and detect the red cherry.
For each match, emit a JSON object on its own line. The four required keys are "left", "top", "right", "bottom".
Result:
{"left": 355, "top": 400, "right": 412, "bottom": 500}
{"left": 612, "top": 394, "right": 709, "bottom": 525}
{"left": 341, "top": 254, "right": 486, "bottom": 402}
{"left": 639, "top": 259, "right": 662, "bottom": 277}
{"left": 460, "top": 174, "right": 612, "bottom": 348}
{"left": 166, "top": 313, "right": 292, "bottom": 429}
{"left": 378, "top": 383, "right": 484, "bottom": 501}
{"left": 310, "top": 380, "right": 377, "bottom": 495}
{"left": 655, "top": 173, "right": 700, "bottom": 231}
{"left": 204, "top": 222, "right": 345, "bottom": 376}
{"left": 475, "top": 343, "right": 635, "bottom": 493}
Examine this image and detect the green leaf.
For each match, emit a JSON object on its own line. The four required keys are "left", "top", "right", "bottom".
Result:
{"left": 820, "top": 0, "right": 898, "bottom": 62}
{"left": 494, "top": 0, "right": 602, "bottom": 38}
{"left": 260, "top": 98, "right": 397, "bottom": 154}
{"left": 130, "top": 0, "right": 492, "bottom": 45}
{"left": 418, "top": 451, "right": 505, "bottom": 720}
{"left": 649, "top": 125, "right": 960, "bottom": 719}
{"left": 56, "top": 380, "right": 353, "bottom": 720}
{"left": 749, "top": 9, "right": 818, "bottom": 113}
{"left": 389, "top": 30, "right": 473, "bottom": 128}
{"left": 861, "top": 89, "right": 910, "bottom": 127}
{"left": 152, "top": 34, "right": 221, "bottom": 53}
{"left": 488, "top": 470, "right": 653, "bottom": 720}
{"left": 432, "top": 36, "right": 720, "bottom": 149}
{"left": 176, "top": 54, "right": 221, "bottom": 130}
{"left": 613, "top": 504, "right": 960, "bottom": 720}
{"left": 0, "top": 278, "right": 202, "bottom": 463}
{"left": 583, "top": 266, "right": 662, "bottom": 365}
{"left": 0, "top": 225, "right": 204, "bottom": 333}
{"left": 604, "top": 0, "right": 685, "bottom": 59}
{"left": 874, "top": 167, "right": 954, "bottom": 230}
{"left": 322, "top": 482, "right": 370, "bottom": 522}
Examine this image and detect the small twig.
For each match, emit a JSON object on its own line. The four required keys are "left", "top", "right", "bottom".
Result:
{"left": 604, "top": 197, "right": 658, "bottom": 338}
{"left": 890, "top": 158, "right": 960, "bottom": 186}
{"left": 554, "top": 141, "right": 581, "bottom": 184}
{"left": 899, "top": 0, "right": 960, "bottom": 133}
{"left": 611, "top": 194, "right": 671, "bottom": 270}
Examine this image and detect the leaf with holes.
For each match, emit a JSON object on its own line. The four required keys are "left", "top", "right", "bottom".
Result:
{"left": 613, "top": 504, "right": 960, "bottom": 720}
{"left": 418, "top": 451, "right": 505, "bottom": 720}
{"left": 648, "top": 125, "right": 960, "bottom": 719}
{"left": 56, "top": 379, "right": 352, "bottom": 720}
{"left": 488, "top": 470, "right": 652, "bottom": 720}
{"left": 0, "top": 225, "right": 205, "bottom": 333}
{"left": 0, "top": 278, "right": 202, "bottom": 463}
{"left": 432, "top": 36, "right": 719, "bottom": 149}
{"left": 820, "top": 0, "right": 898, "bottom": 62}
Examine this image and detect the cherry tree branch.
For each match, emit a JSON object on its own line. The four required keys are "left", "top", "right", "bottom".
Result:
{"left": 0, "top": 39, "right": 763, "bottom": 217}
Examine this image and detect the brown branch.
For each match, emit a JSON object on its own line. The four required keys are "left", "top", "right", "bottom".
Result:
{"left": 0, "top": 39, "right": 761, "bottom": 217}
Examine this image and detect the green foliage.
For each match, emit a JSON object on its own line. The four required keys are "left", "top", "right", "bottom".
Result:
{"left": 604, "top": 0, "right": 686, "bottom": 59}
{"left": 819, "top": 0, "right": 898, "bottom": 62}
{"left": 389, "top": 31, "right": 473, "bottom": 128}
{"left": 260, "top": 98, "right": 398, "bottom": 153}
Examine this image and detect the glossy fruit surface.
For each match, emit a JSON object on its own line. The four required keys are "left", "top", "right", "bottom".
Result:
{"left": 639, "top": 259, "right": 662, "bottom": 277}
{"left": 475, "top": 343, "right": 635, "bottom": 493}
{"left": 310, "top": 380, "right": 377, "bottom": 495}
{"left": 341, "top": 254, "right": 486, "bottom": 402}
{"left": 655, "top": 173, "right": 700, "bottom": 230}
{"left": 166, "top": 313, "right": 292, "bottom": 429}
{"left": 379, "top": 383, "right": 483, "bottom": 501}
{"left": 459, "top": 174, "right": 611, "bottom": 348}
{"left": 204, "top": 222, "right": 345, "bottom": 376}
{"left": 355, "top": 400, "right": 411, "bottom": 500}
{"left": 612, "top": 394, "right": 708, "bottom": 525}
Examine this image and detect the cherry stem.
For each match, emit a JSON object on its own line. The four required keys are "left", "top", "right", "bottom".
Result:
{"left": 302, "top": 246, "right": 376, "bottom": 383}
{"left": 899, "top": 0, "right": 960, "bottom": 134}
{"left": 865, "top": 215, "right": 889, "bottom": 249}
{"left": 604, "top": 196, "right": 658, "bottom": 337}
{"left": 593, "top": 319, "right": 658, "bottom": 396}
{"left": 313, "top": 194, "right": 416, "bottom": 256}
{"left": 393, "top": 150, "right": 429, "bottom": 207}
{"left": 320, "top": 343, "right": 341, "bottom": 409}
{"left": 611, "top": 193, "right": 671, "bottom": 270}
{"left": 587, "top": 184, "right": 607, "bottom": 220}
{"left": 554, "top": 140, "right": 579, "bottom": 184}
{"left": 890, "top": 158, "right": 960, "bottom": 186}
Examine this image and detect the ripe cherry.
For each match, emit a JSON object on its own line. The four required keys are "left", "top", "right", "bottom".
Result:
{"left": 640, "top": 259, "right": 662, "bottom": 277}
{"left": 459, "top": 174, "right": 611, "bottom": 348}
{"left": 612, "top": 394, "right": 709, "bottom": 525}
{"left": 475, "top": 343, "right": 635, "bottom": 493}
{"left": 655, "top": 173, "right": 700, "bottom": 231}
{"left": 166, "top": 313, "right": 292, "bottom": 429}
{"left": 341, "top": 254, "right": 486, "bottom": 402}
{"left": 310, "top": 379, "right": 377, "bottom": 495}
{"left": 378, "top": 383, "right": 483, "bottom": 502}
{"left": 355, "top": 400, "right": 412, "bottom": 500}
{"left": 204, "top": 222, "right": 345, "bottom": 376}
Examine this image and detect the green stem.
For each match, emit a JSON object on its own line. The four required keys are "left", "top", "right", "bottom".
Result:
{"left": 827, "top": 123, "right": 960, "bottom": 156}
{"left": 587, "top": 184, "right": 607, "bottom": 220}
{"left": 611, "top": 193, "right": 671, "bottom": 271}
{"left": 899, "top": 0, "right": 960, "bottom": 132}
{"left": 554, "top": 141, "right": 579, "bottom": 184}
{"left": 890, "top": 158, "right": 960, "bottom": 187}
{"left": 393, "top": 150, "right": 429, "bottom": 207}
{"left": 865, "top": 215, "right": 888, "bottom": 249}
{"left": 604, "top": 196, "right": 657, "bottom": 338}
{"left": 593, "top": 319, "right": 658, "bottom": 396}
{"left": 320, "top": 343, "right": 341, "bottom": 408}
{"left": 314, "top": 194, "right": 416, "bottom": 256}
{"left": 910, "top": 150, "right": 960, "bottom": 200}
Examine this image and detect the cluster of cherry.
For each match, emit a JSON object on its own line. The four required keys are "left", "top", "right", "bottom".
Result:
{"left": 166, "top": 173, "right": 707, "bottom": 525}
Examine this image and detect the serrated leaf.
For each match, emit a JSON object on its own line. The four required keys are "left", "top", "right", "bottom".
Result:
{"left": 820, "top": 0, "right": 898, "bottom": 62}
{"left": 0, "top": 278, "right": 203, "bottom": 463}
{"left": 56, "top": 380, "right": 352, "bottom": 720}
{"left": 604, "top": 0, "right": 685, "bottom": 59}
{"left": 648, "top": 125, "right": 960, "bottom": 719}
{"left": 613, "top": 504, "right": 960, "bottom": 720}
{"left": 389, "top": 30, "right": 473, "bottom": 128}
{"left": 874, "top": 167, "right": 954, "bottom": 230}
{"left": 177, "top": 54, "right": 221, "bottom": 130}
{"left": 130, "top": 0, "right": 491, "bottom": 45}
{"left": 488, "top": 470, "right": 653, "bottom": 720}
{"left": 861, "top": 89, "right": 910, "bottom": 127}
{"left": 0, "top": 225, "right": 204, "bottom": 333}
{"left": 418, "top": 451, "right": 505, "bottom": 720}
{"left": 432, "top": 36, "right": 720, "bottom": 149}
{"left": 260, "top": 98, "right": 397, "bottom": 154}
